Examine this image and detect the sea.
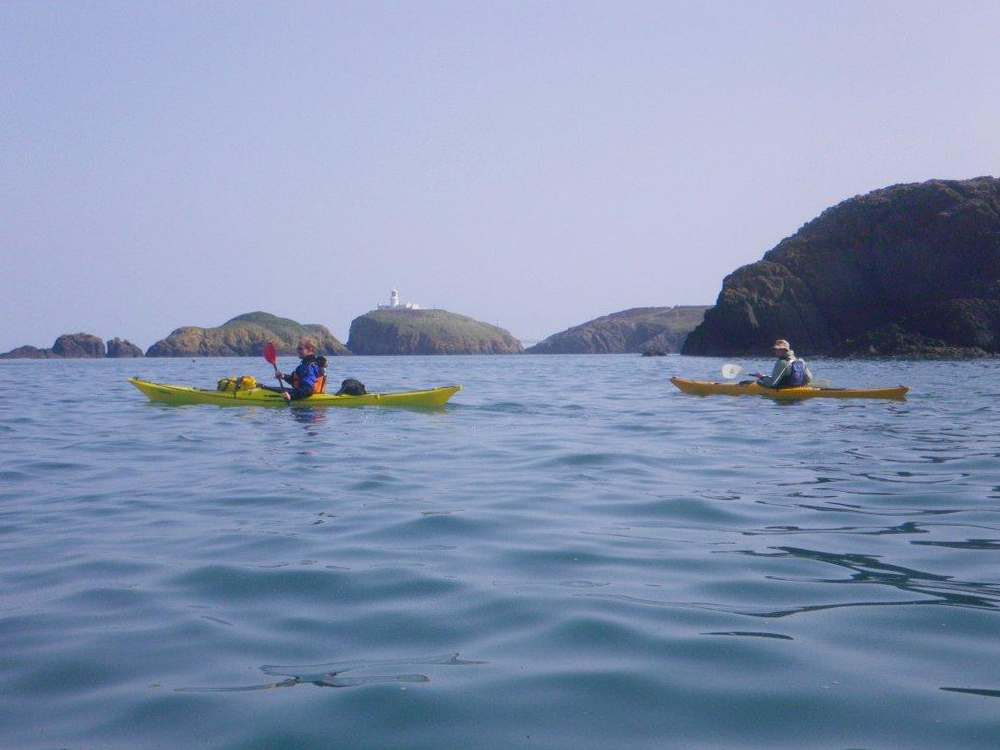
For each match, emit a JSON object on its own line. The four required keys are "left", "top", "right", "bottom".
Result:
{"left": 2, "top": 354, "right": 999, "bottom": 750}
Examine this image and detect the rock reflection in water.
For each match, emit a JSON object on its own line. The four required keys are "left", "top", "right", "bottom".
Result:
{"left": 176, "top": 653, "right": 482, "bottom": 693}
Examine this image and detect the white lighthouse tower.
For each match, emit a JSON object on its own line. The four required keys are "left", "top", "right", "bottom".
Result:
{"left": 377, "top": 288, "right": 421, "bottom": 310}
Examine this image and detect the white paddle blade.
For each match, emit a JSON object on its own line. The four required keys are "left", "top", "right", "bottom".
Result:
{"left": 721, "top": 363, "right": 743, "bottom": 380}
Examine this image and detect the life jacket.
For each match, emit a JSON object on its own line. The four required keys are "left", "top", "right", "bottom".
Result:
{"left": 786, "top": 359, "right": 808, "bottom": 388}
{"left": 315, "top": 356, "right": 327, "bottom": 393}
{"left": 289, "top": 356, "right": 326, "bottom": 395}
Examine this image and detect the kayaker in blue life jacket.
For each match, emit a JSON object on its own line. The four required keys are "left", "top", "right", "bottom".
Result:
{"left": 750, "top": 339, "right": 810, "bottom": 389}
{"left": 264, "top": 338, "right": 327, "bottom": 402}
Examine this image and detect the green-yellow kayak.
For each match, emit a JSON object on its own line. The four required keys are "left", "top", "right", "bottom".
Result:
{"left": 670, "top": 377, "right": 908, "bottom": 400}
{"left": 128, "top": 378, "right": 461, "bottom": 407}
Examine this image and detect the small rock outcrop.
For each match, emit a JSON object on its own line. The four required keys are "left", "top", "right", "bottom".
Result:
{"left": 347, "top": 309, "right": 523, "bottom": 355}
{"left": 683, "top": 177, "right": 1000, "bottom": 357}
{"left": 526, "top": 306, "right": 710, "bottom": 354}
{"left": 1, "top": 333, "right": 106, "bottom": 359}
{"left": 106, "top": 338, "right": 144, "bottom": 358}
{"left": 0, "top": 345, "right": 50, "bottom": 359}
{"left": 145, "top": 312, "right": 349, "bottom": 357}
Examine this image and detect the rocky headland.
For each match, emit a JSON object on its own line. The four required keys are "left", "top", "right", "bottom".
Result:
{"left": 145, "top": 312, "right": 349, "bottom": 357}
{"left": 526, "top": 306, "right": 710, "bottom": 354}
{"left": 683, "top": 177, "right": 1000, "bottom": 358}
{"left": 346, "top": 309, "right": 523, "bottom": 355}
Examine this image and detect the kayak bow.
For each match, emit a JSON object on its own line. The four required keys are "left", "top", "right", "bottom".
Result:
{"left": 670, "top": 377, "right": 908, "bottom": 400}
{"left": 128, "top": 378, "right": 461, "bottom": 407}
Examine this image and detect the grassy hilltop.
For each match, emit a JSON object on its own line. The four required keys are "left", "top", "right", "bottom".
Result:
{"left": 347, "top": 309, "right": 523, "bottom": 355}
{"left": 145, "top": 312, "right": 349, "bottom": 357}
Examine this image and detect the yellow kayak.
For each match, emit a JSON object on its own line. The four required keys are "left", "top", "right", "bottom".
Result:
{"left": 670, "top": 377, "right": 908, "bottom": 400}
{"left": 128, "top": 378, "right": 461, "bottom": 407}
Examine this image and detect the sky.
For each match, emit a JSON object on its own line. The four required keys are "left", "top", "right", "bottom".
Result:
{"left": 2, "top": 1, "right": 999, "bottom": 351}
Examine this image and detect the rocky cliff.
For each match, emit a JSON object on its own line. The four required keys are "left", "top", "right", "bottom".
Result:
{"left": 106, "top": 338, "right": 144, "bottom": 358}
{"left": 526, "top": 306, "right": 710, "bottom": 354}
{"left": 145, "top": 312, "right": 349, "bottom": 357}
{"left": 683, "top": 177, "right": 1000, "bottom": 357}
{"left": 1, "top": 333, "right": 107, "bottom": 359}
{"left": 347, "top": 309, "right": 523, "bottom": 355}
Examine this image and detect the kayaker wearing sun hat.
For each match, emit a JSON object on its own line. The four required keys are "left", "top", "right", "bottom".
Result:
{"left": 750, "top": 339, "right": 809, "bottom": 389}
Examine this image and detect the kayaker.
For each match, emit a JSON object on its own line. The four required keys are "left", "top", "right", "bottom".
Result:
{"left": 265, "top": 338, "right": 326, "bottom": 402}
{"left": 750, "top": 339, "right": 809, "bottom": 389}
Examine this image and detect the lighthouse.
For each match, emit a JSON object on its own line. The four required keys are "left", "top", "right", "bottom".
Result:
{"left": 376, "top": 288, "right": 421, "bottom": 310}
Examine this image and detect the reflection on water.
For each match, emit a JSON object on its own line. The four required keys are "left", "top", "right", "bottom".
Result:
{"left": 289, "top": 406, "right": 328, "bottom": 427}
{"left": 732, "top": 545, "right": 1000, "bottom": 615}
{"left": 940, "top": 687, "right": 1000, "bottom": 699}
{"left": 178, "top": 653, "right": 482, "bottom": 692}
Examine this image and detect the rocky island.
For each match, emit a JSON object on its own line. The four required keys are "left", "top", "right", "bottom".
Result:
{"left": 145, "top": 312, "right": 349, "bottom": 357}
{"left": 346, "top": 309, "right": 523, "bottom": 355}
{"left": 683, "top": 177, "right": 1000, "bottom": 357}
{"left": 526, "top": 306, "right": 710, "bottom": 354}
{"left": 1, "top": 333, "right": 144, "bottom": 359}
{"left": 106, "top": 338, "right": 144, "bottom": 358}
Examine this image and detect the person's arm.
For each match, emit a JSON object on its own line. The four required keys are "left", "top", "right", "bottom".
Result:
{"left": 758, "top": 359, "right": 791, "bottom": 389}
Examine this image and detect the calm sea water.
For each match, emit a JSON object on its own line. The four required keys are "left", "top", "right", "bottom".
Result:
{"left": 2, "top": 354, "right": 999, "bottom": 750}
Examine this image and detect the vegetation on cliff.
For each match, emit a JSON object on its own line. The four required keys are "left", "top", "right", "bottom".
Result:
{"left": 683, "top": 177, "right": 1000, "bottom": 357}
{"left": 145, "top": 312, "right": 349, "bottom": 357}
{"left": 346, "top": 309, "right": 523, "bottom": 355}
{"left": 526, "top": 306, "right": 710, "bottom": 354}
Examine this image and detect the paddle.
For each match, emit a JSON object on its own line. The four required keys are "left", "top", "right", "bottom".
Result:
{"left": 721, "top": 363, "right": 763, "bottom": 383}
{"left": 721, "top": 363, "right": 743, "bottom": 380}
{"left": 263, "top": 342, "right": 291, "bottom": 403}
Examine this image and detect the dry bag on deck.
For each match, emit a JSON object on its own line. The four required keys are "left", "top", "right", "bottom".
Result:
{"left": 217, "top": 375, "right": 257, "bottom": 393}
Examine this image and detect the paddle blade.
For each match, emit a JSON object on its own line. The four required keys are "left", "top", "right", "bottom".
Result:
{"left": 721, "top": 363, "right": 743, "bottom": 380}
{"left": 263, "top": 342, "right": 277, "bottom": 365}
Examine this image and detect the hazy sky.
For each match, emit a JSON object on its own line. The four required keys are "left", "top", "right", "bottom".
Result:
{"left": 2, "top": 1, "right": 999, "bottom": 350}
